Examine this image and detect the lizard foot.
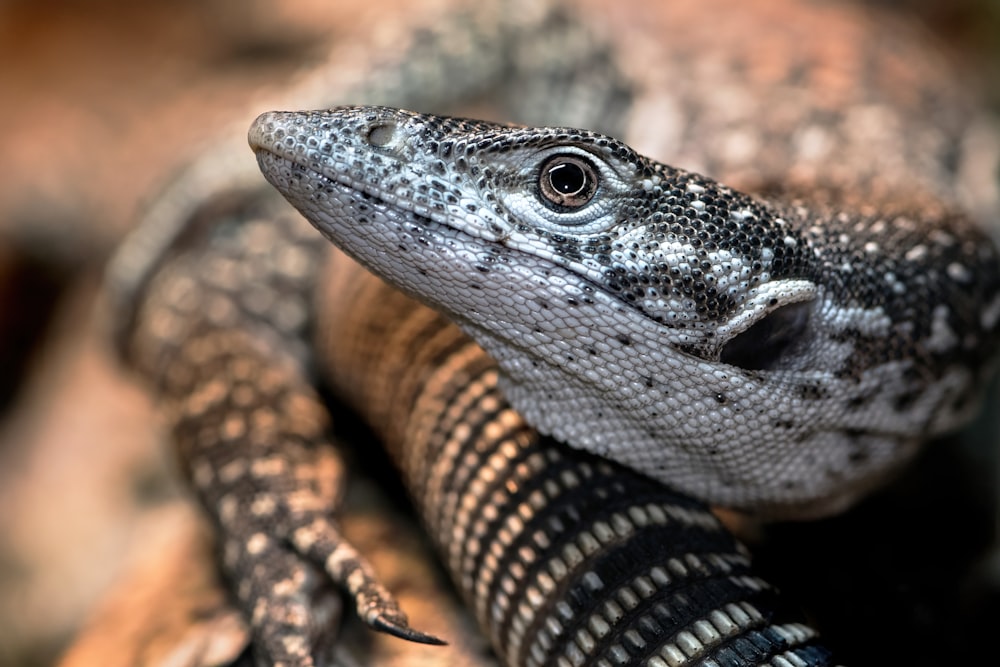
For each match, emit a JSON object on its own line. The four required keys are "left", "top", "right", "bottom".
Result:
{"left": 163, "top": 332, "right": 443, "bottom": 661}
{"left": 290, "top": 516, "right": 446, "bottom": 645}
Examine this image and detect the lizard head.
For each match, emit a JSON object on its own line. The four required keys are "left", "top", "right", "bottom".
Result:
{"left": 251, "top": 105, "right": 1000, "bottom": 518}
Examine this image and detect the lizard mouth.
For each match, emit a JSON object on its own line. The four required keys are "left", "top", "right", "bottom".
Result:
{"left": 253, "top": 148, "right": 505, "bottom": 263}
{"left": 252, "top": 143, "right": 510, "bottom": 244}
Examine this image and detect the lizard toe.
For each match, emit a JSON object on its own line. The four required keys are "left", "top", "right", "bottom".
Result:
{"left": 290, "top": 516, "right": 446, "bottom": 645}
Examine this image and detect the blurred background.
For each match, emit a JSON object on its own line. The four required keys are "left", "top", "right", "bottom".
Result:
{"left": 0, "top": 1, "right": 998, "bottom": 665}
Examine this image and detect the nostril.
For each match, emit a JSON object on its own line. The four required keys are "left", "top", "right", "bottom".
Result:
{"left": 366, "top": 123, "right": 396, "bottom": 147}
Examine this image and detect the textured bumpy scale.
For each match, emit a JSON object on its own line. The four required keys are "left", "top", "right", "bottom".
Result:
{"left": 250, "top": 107, "right": 1000, "bottom": 518}
{"left": 319, "top": 269, "right": 835, "bottom": 666}
{"left": 104, "top": 0, "right": 1000, "bottom": 665}
{"left": 117, "top": 184, "right": 837, "bottom": 666}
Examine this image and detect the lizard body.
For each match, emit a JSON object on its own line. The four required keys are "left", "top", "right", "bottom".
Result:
{"left": 118, "top": 167, "right": 834, "bottom": 666}
{"left": 104, "top": 0, "right": 1000, "bottom": 664}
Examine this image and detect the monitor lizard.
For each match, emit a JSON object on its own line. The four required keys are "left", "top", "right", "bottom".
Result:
{"left": 103, "top": 0, "right": 1000, "bottom": 664}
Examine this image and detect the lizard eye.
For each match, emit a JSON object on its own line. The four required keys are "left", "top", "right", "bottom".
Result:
{"left": 537, "top": 155, "right": 598, "bottom": 210}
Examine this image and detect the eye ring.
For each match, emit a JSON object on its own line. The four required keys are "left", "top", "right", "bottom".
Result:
{"left": 537, "top": 154, "right": 599, "bottom": 210}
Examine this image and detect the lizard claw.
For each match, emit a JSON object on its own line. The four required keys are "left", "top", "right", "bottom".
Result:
{"left": 366, "top": 609, "right": 447, "bottom": 645}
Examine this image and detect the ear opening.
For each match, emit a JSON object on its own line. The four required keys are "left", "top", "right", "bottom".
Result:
{"left": 718, "top": 299, "right": 813, "bottom": 371}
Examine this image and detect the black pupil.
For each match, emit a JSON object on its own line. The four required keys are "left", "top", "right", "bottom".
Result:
{"left": 548, "top": 162, "right": 586, "bottom": 195}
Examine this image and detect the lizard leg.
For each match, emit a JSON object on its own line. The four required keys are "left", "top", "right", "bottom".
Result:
{"left": 123, "top": 194, "right": 440, "bottom": 663}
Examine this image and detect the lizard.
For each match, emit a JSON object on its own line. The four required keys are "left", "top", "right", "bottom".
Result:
{"left": 101, "top": 0, "right": 1000, "bottom": 665}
